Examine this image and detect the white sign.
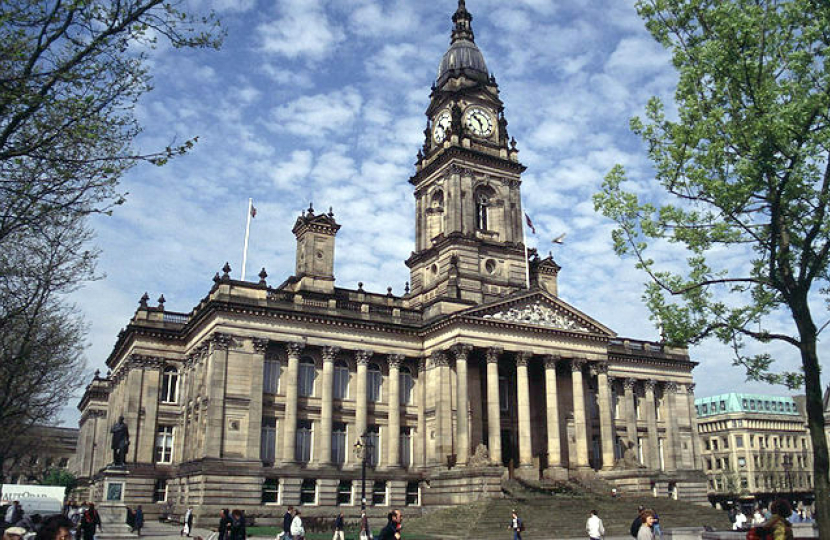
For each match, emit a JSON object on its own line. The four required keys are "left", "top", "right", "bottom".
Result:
{"left": 1, "top": 484, "right": 65, "bottom": 516}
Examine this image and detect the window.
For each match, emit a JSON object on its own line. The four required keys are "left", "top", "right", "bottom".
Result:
{"left": 705, "top": 440, "right": 711, "bottom": 451}
{"left": 741, "top": 477, "right": 748, "bottom": 488}
{"left": 264, "top": 357, "right": 280, "bottom": 394}
{"left": 261, "top": 418, "right": 276, "bottom": 464}
{"left": 742, "top": 399, "right": 748, "bottom": 409}
{"left": 736, "top": 436, "right": 744, "bottom": 448}
{"left": 298, "top": 357, "right": 316, "bottom": 397}
{"left": 262, "top": 478, "right": 279, "bottom": 504}
{"left": 701, "top": 403, "right": 708, "bottom": 415}
{"left": 372, "top": 481, "right": 387, "bottom": 506}
{"left": 720, "top": 400, "right": 726, "bottom": 411}
{"left": 337, "top": 481, "right": 352, "bottom": 505}
{"left": 153, "top": 479, "right": 168, "bottom": 502}
{"left": 635, "top": 395, "right": 641, "bottom": 419}
{"left": 723, "top": 437, "right": 729, "bottom": 449}
{"left": 332, "top": 423, "right": 347, "bottom": 465}
{"left": 300, "top": 479, "right": 317, "bottom": 505}
{"left": 474, "top": 187, "right": 493, "bottom": 230}
{"left": 400, "top": 428, "right": 412, "bottom": 467}
{"left": 706, "top": 459, "right": 712, "bottom": 470}
{"left": 155, "top": 425, "right": 174, "bottom": 463}
{"left": 750, "top": 400, "right": 756, "bottom": 410}
{"left": 400, "top": 367, "right": 414, "bottom": 405}
{"left": 712, "top": 439, "right": 718, "bottom": 451}
{"left": 366, "top": 426, "right": 380, "bottom": 467}
{"left": 161, "top": 366, "right": 179, "bottom": 403}
{"left": 612, "top": 389, "right": 620, "bottom": 419}
{"left": 333, "top": 361, "right": 349, "bottom": 400}
{"left": 405, "top": 481, "right": 420, "bottom": 506}
{"left": 772, "top": 401, "right": 778, "bottom": 411}
{"left": 296, "top": 420, "right": 313, "bottom": 463}
{"left": 368, "top": 363, "right": 382, "bottom": 402}
{"left": 499, "top": 375, "right": 509, "bottom": 412}
{"left": 765, "top": 401, "right": 771, "bottom": 411}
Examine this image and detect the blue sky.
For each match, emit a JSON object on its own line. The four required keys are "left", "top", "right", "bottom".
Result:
{"left": 64, "top": 0, "right": 829, "bottom": 424}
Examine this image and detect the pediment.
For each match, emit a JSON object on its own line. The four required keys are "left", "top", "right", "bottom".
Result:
{"left": 462, "top": 291, "right": 615, "bottom": 336}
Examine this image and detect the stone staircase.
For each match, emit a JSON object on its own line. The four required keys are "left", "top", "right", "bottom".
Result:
{"left": 404, "top": 480, "right": 731, "bottom": 539}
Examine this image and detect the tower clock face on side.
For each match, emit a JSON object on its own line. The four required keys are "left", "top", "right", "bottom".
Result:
{"left": 465, "top": 107, "right": 494, "bottom": 137}
{"left": 433, "top": 111, "right": 452, "bottom": 144}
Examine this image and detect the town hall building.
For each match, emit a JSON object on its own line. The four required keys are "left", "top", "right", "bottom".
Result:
{"left": 73, "top": 1, "right": 707, "bottom": 522}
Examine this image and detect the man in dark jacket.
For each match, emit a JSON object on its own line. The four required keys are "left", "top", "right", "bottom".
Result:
{"left": 333, "top": 512, "right": 345, "bottom": 540}
{"left": 281, "top": 507, "right": 293, "bottom": 540}
{"left": 377, "top": 510, "right": 401, "bottom": 540}
{"left": 630, "top": 506, "right": 645, "bottom": 538}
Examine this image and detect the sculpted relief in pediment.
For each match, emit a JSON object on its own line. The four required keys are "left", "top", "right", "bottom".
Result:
{"left": 481, "top": 300, "right": 593, "bottom": 332}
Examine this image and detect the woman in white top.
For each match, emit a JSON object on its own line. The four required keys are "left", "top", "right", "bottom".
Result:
{"left": 290, "top": 510, "right": 305, "bottom": 540}
{"left": 586, "top": 509, "right": 605, "bottom": 540}
{"left": 637, "top": 510, "right": 656, "bottom": 540}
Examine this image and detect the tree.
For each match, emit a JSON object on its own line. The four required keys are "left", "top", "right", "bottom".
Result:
{"left": 42, "top": 468, "right": 78, "bottom": 497}
{"left": 0, "top": 0, "right": 221, "bottom": 469}
{"left": 594, "top": 0, "right": 830, "bottom": 533}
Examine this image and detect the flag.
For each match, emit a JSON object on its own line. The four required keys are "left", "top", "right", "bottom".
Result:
{"left": 524, "top": 213, "right": 536, "bottom": 234}
{"left": 251, "top": 205, "right": 257, "bottom": 218}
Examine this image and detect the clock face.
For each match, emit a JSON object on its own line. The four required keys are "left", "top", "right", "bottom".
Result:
{"left": 433, "top": 111, "right": 452, "bottom": 144}
{"left": 465, "top": 107, "right": 494, "bottom": 137}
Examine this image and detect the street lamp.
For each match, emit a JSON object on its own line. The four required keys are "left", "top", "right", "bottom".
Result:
{"left": 353, "top": 433, "right": 374, "bottom": 511}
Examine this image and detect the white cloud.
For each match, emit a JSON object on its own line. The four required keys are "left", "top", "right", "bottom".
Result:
{"left": 257, "top": 0, "right": 345, "bottom": 60}
{"left": 267, "top": 87, "right": 363, "bottom": 138}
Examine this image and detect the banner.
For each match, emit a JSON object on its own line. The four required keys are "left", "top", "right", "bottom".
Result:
{"left": 1, "top": 484, "right": 65, "bottom": 516}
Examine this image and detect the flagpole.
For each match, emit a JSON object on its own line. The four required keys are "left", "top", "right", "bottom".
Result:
{"left": 241, "top": 198, "right": 253, "bottom": 281}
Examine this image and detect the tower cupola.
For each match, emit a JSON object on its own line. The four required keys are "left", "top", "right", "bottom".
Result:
{"left": 437, "top": 0, "right": 489, "bottom": 87}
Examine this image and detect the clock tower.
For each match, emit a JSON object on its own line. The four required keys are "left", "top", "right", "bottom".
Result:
{"left": 407, "top": 0, "right": 528, "bottom": 317}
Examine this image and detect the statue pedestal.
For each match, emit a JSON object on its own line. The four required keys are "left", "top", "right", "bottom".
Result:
{"left": 96, "top": 468, "right": 137, "bottom": 539}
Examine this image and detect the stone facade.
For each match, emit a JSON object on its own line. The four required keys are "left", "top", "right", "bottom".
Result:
{"left": 72, "top": 1, "right": 707, "bottom": 524}
{"left": 3, "top": 425, "right": 78, "bottom": 484}
{"left": 695, "top": 393, "right": 814, "bottom": 506}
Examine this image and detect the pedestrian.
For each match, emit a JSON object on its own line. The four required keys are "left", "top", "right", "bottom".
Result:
{"left": 289, "top": 510, "right": 304, "bottom": 540}
{"left": 229, "top": 510, "right": 245, "bottom": 540}
{"left": 752, "top": 507, "right": 765, "bottom": 526}
{"left": 651, "top": 511, "right": 662, "bottom": 539}
{"left": 35, "top": 516, "right": 73, "bottom": 540}
{"left": 134, "top": 506, "right": 144, "bottom": 536}
{"left": 79, "top": 503, "right": 101, "bottom": 540}
{"left": 2, "top": 527, "right": 25, "bottom": 540}
{"left": 5, "top": 503, "right": 23, "bottom": 527}
{"left": 279, "top": 507, "right": 293, "bottom": 540}
{"left": 127, "top": 507, "right": 135, "bottom": 532}
{"left": 218, "top": 510, "right": 230, "bottom": 540}
{"left": 630, "top": 506, "right": 645, "bottom": 538}
{"left": 733, "top": 508, "right": 747, "bottom": 531}
{"left": 332, "top": 512, "right": 345, "bottom": 540}
{"left": 182, "top": 508, "right": 193, "bottom": 537}
{"left": 394, "top": 509, "right": 403, "bottom": 539}
{"left": 378, "top": 510, "right": 401, "bottom": 540}
{"left": 636, "top": 510, "right": 656, "bottom": 540}
{"left": 765, "top": 499, "right": 795, "bottom": 540}
{"left": 359, "top": 511, "right": 371, "bottom": 540}
{"left": 586, "top": 509, "right": 605, "bottom": 540}
{"left": 509, "top": 509, "right": 524, "bottom": 540}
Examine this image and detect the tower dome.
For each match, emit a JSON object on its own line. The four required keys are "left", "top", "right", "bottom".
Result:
{"left": 436, "top": 0, "right": 489, "bottom": 86}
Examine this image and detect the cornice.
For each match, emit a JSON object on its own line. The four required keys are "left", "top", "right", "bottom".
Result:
{"left": 410, "top": 146, "right": 526, "bottom": 186}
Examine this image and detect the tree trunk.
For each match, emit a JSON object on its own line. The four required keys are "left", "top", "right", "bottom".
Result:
{"left": 793, "top": 303, "right": 828, "bottom": 536}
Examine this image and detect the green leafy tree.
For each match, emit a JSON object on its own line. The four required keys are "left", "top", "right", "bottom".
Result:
{"left": 0, "top": 0, "right": 221, "bottom": 464}
{"left": 41, "top": 468, "right": 78, "bottom": 497}
{"left": 594, "top": 0, "right": 830, "bottom": 532}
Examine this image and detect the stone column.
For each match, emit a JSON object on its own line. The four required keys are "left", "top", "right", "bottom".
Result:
{"left": 248, "top": 338, "right": 269, "bottom": 462}
{"left": 644, "top": 379, "right": 661, "bottom": 470}
{"left": 432, "top": 351, "right": 452, "bottom": 462}
{"left": 205, "top": 333, "right": 232, "bottom": 459}
{"left": 318, "top": 346, "right": 339, "bottom": 466}
{"left": 515, "top": 352, "right": 534, "bottom": 470}
{"left": 281, "top": 341, "right": 304, "bottom": 464}
{"left": 485, "top": 347, "right": 503, "bottom": 465}
{"left": 416, "top": 358, "right": 427, "bottom": 468}
{"left": 664, "top": 381, "right": 680, "bottom": 470}
{"left": 623, "top": 378, "right": 639, "bottom": 463}
{"left": 355, "top": 350, "right": 371, "bottom": 441}
{"left": 451, "top": 345, "right": 472, "bottom": 465}
{"left": 543, "top": 355, "right": 563, "bottom": 475}
{"left": 387, "top": 354, "right": 404, "bottom": 468}
{"left": 595, "top": 362, "right": 615, "bottom": 470}
{"left": 687, "top": 383, "right": 703, "bottom": 469}
{"left": 570, "top": 358, "right": 590, "bottom": 468}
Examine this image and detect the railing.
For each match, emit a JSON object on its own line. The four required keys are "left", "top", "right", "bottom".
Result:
{"left": 162, "top": 312, "right": 189, "bottom": 324}
{"left": 267, "top": 289, "right": 292, "bottom": 302}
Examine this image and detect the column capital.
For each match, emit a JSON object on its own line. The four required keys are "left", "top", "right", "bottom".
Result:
{"left": 418, "top": 357, "right": 428, "bottom": 372}
{"left": 543, "top": 354, "right": 561, "bottom": 370}
{"left": 515, "top": 351, "right": 532, "bottom": 367}
{"left": 430, "top": 351, "right": 449, "bottom": 368}
{"left": 486, "top": 347, "right": 503, "bottom": 364}
{"left": 388, "top": 354, "right": 405, "bottom": 369}
{"left": 322, "top": 345, "right": 341, "bottom": 362}
{"left": 356, "top": 350, "right": 373, "bottom": 365}
{"left": 686, "top": 383, "right": 696, "bottom": 394}
{"left": 607, "top": 375, "right": 617, "bottom": 386}
{"left": 251, "top": 337, "right": 269, "bottom": 354}
{"left": 664, "top": 381, "right": 679, "bottom": 393}
{"left": 450, "top": 343, "right": 473, "bottom": 359}
{"left": 593, "top": 361, "right": 609, "bottom": 375}
{"left": 623, "top": 378, "right": 638, "bottom": 390}
{"left": 570, "top": 357, "right": 587, "bottom": 372}
{"left": 285, "top": 341, "right": 305, "bottom": 357}
{"left": 644, "top": 379, "right": 658, "bottom": 392}
{"left": 211, "top": 332, "right": 234, "bottom": 350}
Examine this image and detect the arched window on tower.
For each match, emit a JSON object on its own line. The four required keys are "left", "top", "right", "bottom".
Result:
{"left": 474, "top": 186, "right": 495, "bottom": 231}
{"left": 427, "top": 189, "right": 445, "bottom": 240}
{"left": 161, "top": 366, "right": 179, "bottom": 403}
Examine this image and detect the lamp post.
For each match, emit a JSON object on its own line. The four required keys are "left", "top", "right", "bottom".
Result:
{"left": 354, "top": 432, "right": 374, "bottom": 511}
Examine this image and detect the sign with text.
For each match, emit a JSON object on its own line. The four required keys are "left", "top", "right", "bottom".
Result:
{"left": 1, "top": 484, "right": 65, "bottom": 516}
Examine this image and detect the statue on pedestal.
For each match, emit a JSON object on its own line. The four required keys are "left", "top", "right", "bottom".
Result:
{"left": 110, "top": 416, "right": 130, "bottom": 466}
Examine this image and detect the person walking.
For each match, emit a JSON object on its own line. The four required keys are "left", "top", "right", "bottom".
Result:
{"left": 586, "top": 509, "right": 605, "bottom": 540}
{"left": 733, "top": 508, "right": 747, "bottom": 531}
{"left": 630, "top": 506, "right": 645, "bottom": 538}
{"left": 332, "top": 512, "right": 345, "bottom": 540}
{"left": 5, "top": 503, "right": 23, "bottom": 527}
{"left": 34, "top": 515, "right": 74, "bottom": 540}
{"left": 378, "top": 511, "right": 401, "bottom": 540}
{"left": 279, "top": 507, "right": 293, "bottom": 540}
{"left": 636, "top": 510, "right": 656, "bottom": 540}
{"left": 134, "top": 506, "right": 144, "bottom": 536}
{"left": 230, "top": 510, "right": 246, "bottom": 540}
{"left": 218, "top": 510, "right": 230, "bottom": 540}
{"left": 182, "top": 508, "right": 193, "bottom": 537}
{"left": 765, "top": 499, "right": 795, "bottom": 540}
{"left": 79, "top": 503, "right": 101, "bottom": 540}
{"left": 359, "top": 511, "right": 371, "bottom": 540}
{"left": 126, "top": 507, "right": 135, "bottom": 532}
{"left": 752, "top": 508, "right": 765, "bottom": 526}
{"left": 289, "top": 510, "right": 304, "bottom": 540}
{"left": 509, "top": 510, "right": 524, "bottom": 540}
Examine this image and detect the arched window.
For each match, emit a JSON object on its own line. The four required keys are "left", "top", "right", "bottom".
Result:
{"left": 333, "top": 360, "right": 349, "bottom": 400}
{"left": 368, "top": 363, "right": 382, "bottom": 402}
{"left": 399, "top": 367, "right": 414, "bottom": 405}
{"left": 298, "top": 357, "right": 316, "bottom": 397}
{"left": 161, "top": 366, "right": 178, "bottom": 403}
{"left": 431, "top": 189, "right": 444, "bottom": 209}
{"left": 474, "top": 186, "right": 495, "bottom": 230}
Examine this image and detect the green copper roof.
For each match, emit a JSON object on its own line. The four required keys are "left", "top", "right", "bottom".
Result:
{"left": 694, "top": 393, "right": 800, "bottom": 418}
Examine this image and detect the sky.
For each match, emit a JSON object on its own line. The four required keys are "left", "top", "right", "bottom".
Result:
{"left": 63, "top": 0, "right": 830, "bottom": 425}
